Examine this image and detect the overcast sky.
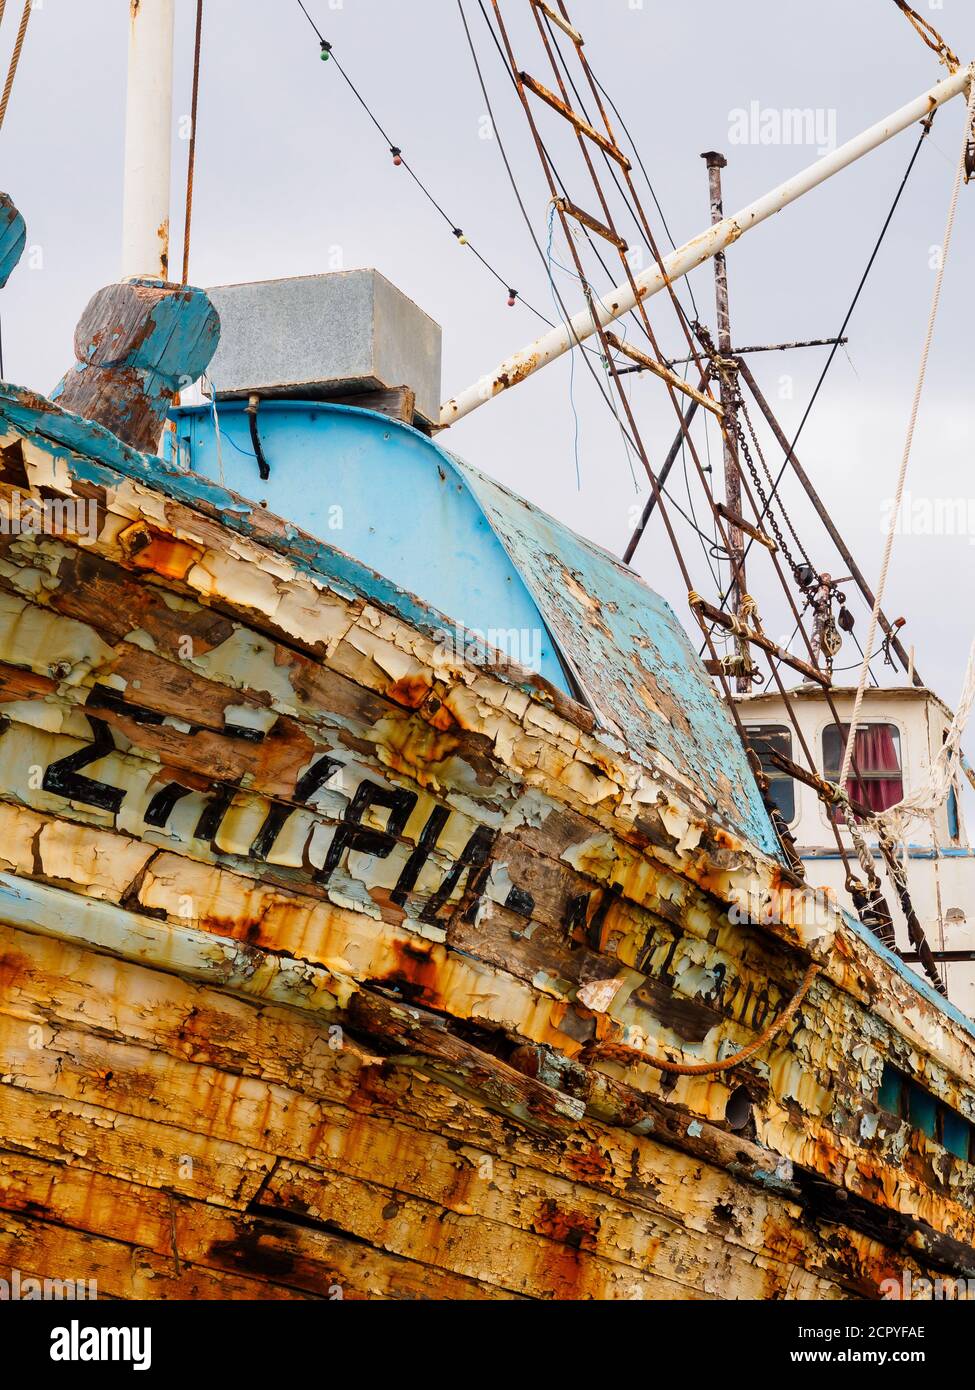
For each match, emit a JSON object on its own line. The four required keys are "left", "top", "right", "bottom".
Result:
{"left": 3, "top": 0, "right": 975, "bottom": 712}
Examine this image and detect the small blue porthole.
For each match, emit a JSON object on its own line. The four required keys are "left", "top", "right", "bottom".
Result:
{"left": 878, "top": 1062, "right": 973, "bottom": 1160}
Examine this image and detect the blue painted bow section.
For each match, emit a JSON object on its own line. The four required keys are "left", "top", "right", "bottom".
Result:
{"left": 172, "top": 399, "right": 781, "bottom": 857}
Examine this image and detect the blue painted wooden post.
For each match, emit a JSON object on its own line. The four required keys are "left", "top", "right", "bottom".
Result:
{"left": 51, "top": 278, "right": 220, "bottom": 454}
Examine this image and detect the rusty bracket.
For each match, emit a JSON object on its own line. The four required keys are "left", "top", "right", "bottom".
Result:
{"left": 604, "top": 333, "right": 722, "bottom": 417}
{"left": 552, "top": 197, "right": 627, "bottom": 252}
{"left": 531, "top": 0, "right": 584, "bottom": 45}
{"left": 691, "top": 597, "right": 830, "bottom": 688}
{"left": 518, "top": 71, "right": 631, "bottom": 169}
{"left": 715, "top": 502, "right": 777, "bottom": 553}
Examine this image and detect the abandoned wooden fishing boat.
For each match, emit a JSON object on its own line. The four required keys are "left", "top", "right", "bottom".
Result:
{"left": 2, "top": 0, "right": 975, "bottom": 1303}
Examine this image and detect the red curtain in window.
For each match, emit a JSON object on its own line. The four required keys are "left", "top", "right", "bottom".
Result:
{"left": 847, "top": 724, "right": 903, "bottom": 812}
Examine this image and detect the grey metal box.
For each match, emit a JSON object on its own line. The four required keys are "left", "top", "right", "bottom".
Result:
{"left": 205, "top": 270, "right": 442, "bottom": 426}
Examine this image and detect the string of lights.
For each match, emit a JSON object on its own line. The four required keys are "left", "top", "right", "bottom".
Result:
{"left": 296, "top": 0, "right": 554, "bottom": 323}
{"left": 300, "top": 0, "right": 705, "bottom": 552}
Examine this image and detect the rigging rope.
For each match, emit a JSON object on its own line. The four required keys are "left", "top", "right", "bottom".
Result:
{"left": 460, "top": 0, "right": 725, "bottom": 569}
{"left": 707, "top": 116, "right": 934, "bottom": 641}
{"left": 297, "top": 0, "right": 550, "bottom": 322}
{"left": 892, "top": 1, "right": 960, "bottom": 74}
{"left": 181, "top": 0, "right": 204, "bottom": 286}
{"left": 465, "top": 0, "right": 732, "bottom": 596}
{"left": 587, "top": 65, "right": 700, "bottom": 322}
{"left": 876, "top": 641, "right": 975, "bottom": 850}
{"left": 839, "top": 72, "right": 975, "bottom": 791}
{"left": 456, "top": 0, "right": 632, "bottom": 378}
{"left": 0, "top": 0, "right": 30, "bottom": 134}
{"left": 469, "top": 0, "right": 682, "bottom": 364}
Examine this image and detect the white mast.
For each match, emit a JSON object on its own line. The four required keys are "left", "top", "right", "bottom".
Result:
{"left": 440, "top": 64, "right": 973, "bottom": 429}
{"left": 121, "top": 0, "right": 176, "bottom": 282}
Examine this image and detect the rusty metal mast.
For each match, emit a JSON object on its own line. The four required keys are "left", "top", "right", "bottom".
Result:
{"left": 701, "top": 151, "right": 748, "bottom": 693}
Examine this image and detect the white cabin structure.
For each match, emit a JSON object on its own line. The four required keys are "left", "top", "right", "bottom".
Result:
{"left": 736, "top": 685, "right": 975, "bottom": 1011}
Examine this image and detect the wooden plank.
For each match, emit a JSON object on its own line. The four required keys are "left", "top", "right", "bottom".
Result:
{"left": 324, "top": 386, "right": 416, "bottom": 424}
{"left": 0, "top": 912, "right": 956, "bottom": 1297}
{"left": 0, "top": 762, "right": 934, "bottom": 1214}
{"left": 2, "top": 898, "right": 969, "bottom": 1270}
{"left": 0, "top": 898, "right": 791, "bottom": 1172}
{"left": 0, "top": 1085, "right": 272, "bottom": 1209}
{"left": 53, "top": 280, "right": 219, "bottom": 454}
{"left": 0, "top": 935, "right": 869, "bottom": 1298}
{"left": 0, "top": 1209, "right": 318, "bottom": 1301}
{"left": 6, "top": 832, "right": 970, "bottom": 1271}
{"left": 0, "top": 986, "right": 934, "bottom": 1301}
{"left": 0, "top": 1150, "right": 515, "bottom": 1301}
{"left": 0, "top": 904, "right": 802, "bottom": 1181}
{"left": 260, "top": 1160, "right": 721, "bottom": 1301}
{"left": 0, "top": 995, "right": 749, "bottom": 1299}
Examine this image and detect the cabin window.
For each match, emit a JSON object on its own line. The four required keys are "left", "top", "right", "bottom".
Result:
{"left": 878, "top": 1063, "right": 974, "bottom": 1160}
{"left": 823, "top": 722, "right": 903, "bottom": 814}
{"left": 747, "top": 724, "right": 795, "bottom": 823}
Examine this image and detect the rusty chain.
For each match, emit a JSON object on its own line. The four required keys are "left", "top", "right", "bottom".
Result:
{"left": 732, "top": 390, "right": 813, "bottom": 581}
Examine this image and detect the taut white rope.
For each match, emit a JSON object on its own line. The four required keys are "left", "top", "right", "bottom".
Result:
{"left": 839, "top": 69, "right": 975, "bottom": 791}
{"left": 877, "top": 639, "right": 975, "bottom": 847}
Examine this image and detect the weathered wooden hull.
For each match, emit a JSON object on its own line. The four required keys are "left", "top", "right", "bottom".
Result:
{"left": 1, "top": 392, "right": 975, "bottom": 1300}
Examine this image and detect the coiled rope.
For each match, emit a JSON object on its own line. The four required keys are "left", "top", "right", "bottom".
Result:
{"left": 892, "top": 1, "right": 961, "bottom": 74}
{"left": 594, "top": 961, "right": 821, "bottom": 1076}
